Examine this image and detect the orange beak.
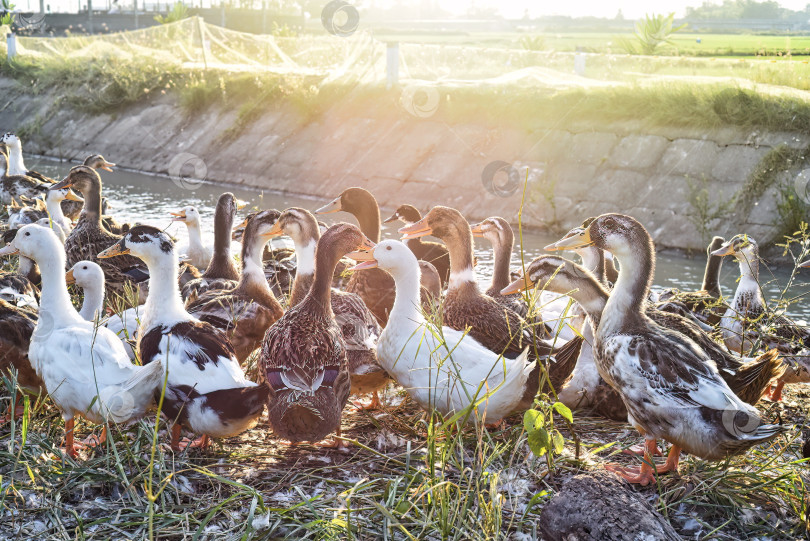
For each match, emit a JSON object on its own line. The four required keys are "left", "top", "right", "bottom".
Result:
{"left": 470, "top": 223, "right": 485, "bottom": 238}
{"left": 65, "top": 269, "right": 76, "bottom": 285}
{"left": 97, "top": 241, "right": 130, "bottom": 259}
{"left": 99, "top": 160, "right": 115, "bottom": 172}
{"left": 263, "top": 221, "right": 284, "bottom": 238}
{"left": 399, "top": 217, "right": 432, "bottom": 240}
{"left": 315, "top": 196, "right": 342, "bottom": 215}
{"left": 346, "top": 237, "right": 377, "bottom": 269}
{"left": 0, "top": 243, "right": 19, "bottom": 256}
{"left": 501, "top": 274, "right": 534, "bottom": 296}
{"left": 50, "top": 177, "right": 73, "bottom": 191}
{"left": 170, "top": 211, "right": 187, "bottom": 222}
{"left": 65, "top": 189, "right": 83, "bottom": 202}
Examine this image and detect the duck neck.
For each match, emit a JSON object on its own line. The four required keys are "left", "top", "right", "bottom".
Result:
{"left": 144, "top": 254, "right": 190, "bottom": 328}
{"left": 205, "top": 207, "right": 238, "bottom": 279}
{"left": 46, "top": 195, "right": 67, "bottom": 227}
{"left": 561, "top": 278, "right": 608, "bottom": 327}
{"left": 79, "top": 281, "right": 105, "bottom": 321}
{"left": 0, "top": 153, "right": 9, "bottom": 176}
{"left": 38, "top": 248, "right": 82, "bottom": 324}
{"left": 577, "top": 246, "right": 606, "bottom": 284}
{"left": 351, "top": 206, "right": 381, "bottom": 243}
{"left": 303, "top": 240, "right": 339, "bottom": 314}
{"left": 702, "top": 252, "right": 723, "bottom": 297}
{"left": 389, "top": 261, "right": 425, "bottom": 326}
{"left": 599, "top": 237, "right": 653, "bottom": 336}
{"left": 18, "top": 256, "right": 40, "bottom": 285}
{"left": 737, "top": 246, "right": 759, "bottom": 283}
{"left": 186, "top": 220, "right": 204, "bottom": 252}
{"left": 447, "top": 229, "right": 477, "bottom": 291}
{"left": 80, "top": 178, "right": 103, "bottom": 227}
{"left": 290, "top": 235, "right": 318, "bottom": 307}
{"left": 6, "top": 144, "right": 26, "bottom": 176}
{"left": 489, "top": 232, "right": 514, "bottom": 294}
{"left": 234, "top": 232, "right": 282, "bottom": 313}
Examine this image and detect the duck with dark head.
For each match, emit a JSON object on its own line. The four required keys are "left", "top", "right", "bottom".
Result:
{"left": 181, "top": 192, "right": 244, "bottom": 303}
{"left": 384, "top": 204, "right": 451, "bottom": 288}
{"left": 261, "top": 222, "right": 374, "bottom": 447}
{"left": 316, "top": 187, "right": 395, "bottom": 326}
{"left": 50, "top": 165, "right": 143, "bottom": 298}
{"left": 99, "top": 224, "right": 268, "bottom": 452}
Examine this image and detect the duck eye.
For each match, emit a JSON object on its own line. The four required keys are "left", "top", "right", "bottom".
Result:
{"left": 24, "top": 232, "right": 30, "bottom": 236}
{"left": 386, "top": 246, "right": 392, "bottom": 250}
{"left": 82, "top": 266, "right": 87, "bottom": 269}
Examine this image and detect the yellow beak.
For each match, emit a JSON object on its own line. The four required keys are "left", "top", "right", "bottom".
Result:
{"left": 65, "top": 189, "right": 84, "bottom": 202}
{"left": 263, "top": 221, "right": 284, "bottom": 237}
{"left": 399, "top": 217, "right": 432, "bottom": 240}
{"left": 65, "top": 269, "right": 76, "bottom": 284}
{"left": 501, "top": 275, "right": 535, "bottom": 296}
{"left": 97, "top": 242, "right": 130, "bottom": 259}
{"left": 315, "top": 197, "right": 342, "bottom": 215}
{"left": 470, "top": 223, "right": 485, "bottom": 238}
{"left": 546, "top": 228, "right": 592, "bottom": 251}
{"left": 235, "top": 199, "right": 248, "bottom": 211}
{"left": 0, "top": 244, "right": 19, "bottom": 256}
{"left": 346, "top": 248, "right": 378, "bottom": 270}
{"left": 711, "top": 243, "right": 736, "bottom": 257}
{"left": 100, "top": 160, "right": 116, "bottom": 172}
{"left": 170, "top": 211, "right": 187, "bottom": 222}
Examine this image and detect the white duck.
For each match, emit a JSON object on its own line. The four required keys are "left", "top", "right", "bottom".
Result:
{"left": 352, "top": 240, "right": 534, "bottom": 425}
{"left": 46, "top": 186, "right": 83, "bottom": 236}
{"left": 99, "top": 225, "right": 267, "bottom": 451}
{"left": 0, "top": 224, "right": 163, "bottom": 458}
{"left": 171, "top": 206, "right": 212, "bottom": 269}
{"left": 66, "top": 260, "right": 143, "bottom": 359}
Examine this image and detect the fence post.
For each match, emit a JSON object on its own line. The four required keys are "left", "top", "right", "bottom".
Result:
{"left": 134, "top": 0, "right": 138, "bottom": 29}
{"left": 386, "top": 42, "right": 399, "bottom": 88}
{"left": 6, "top": 33, "right": 16, "bottom": 60}
{"left": 88, "top": 0, "right": 94, "bottom": 33}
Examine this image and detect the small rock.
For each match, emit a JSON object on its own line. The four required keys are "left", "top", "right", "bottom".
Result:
{"left": 537, "top": 471, "right": 680, "bottom": 540}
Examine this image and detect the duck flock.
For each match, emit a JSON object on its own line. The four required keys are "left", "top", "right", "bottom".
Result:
{"left": 1, "top": 132, "right": 809, "bottom": 487}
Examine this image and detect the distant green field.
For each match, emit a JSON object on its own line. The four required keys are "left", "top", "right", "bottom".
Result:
{"left": 370, "top": 29, "right": 810, "bottom": 57}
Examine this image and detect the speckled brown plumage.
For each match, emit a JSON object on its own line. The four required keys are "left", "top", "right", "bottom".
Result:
{"left": 51, "top": 166, "right": 143, "bottom": 297}
{"left": 0, "top": 153, "right": 49, "bottom": 204}
{"left": 260, "top": 223, "right": 367, "bottom": 443}
{"left": 0, "top": 299, "right": 44, "bottom": 395}
{"left": 187, "top": 210, "right": 285, "bottom": 363}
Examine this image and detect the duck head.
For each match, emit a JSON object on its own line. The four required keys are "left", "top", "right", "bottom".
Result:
{"left": 470, "top": 216, "right": 512, "bottom": 246}
{"left": 50, "top": 165, "right": 101, "bottom": 196}
{"left": 0, "top": 223, "right": 60, "bottom": 262}
{"left": 315, "top": 187, "right": 374, "bottom": 216}
{"left": 170, "top": 205, "right": 202, "bottom": 227}
{"left": 266, "top": 207, "right": 320, "bottom": 244}
{"left": 66, "top": 260, "right": 105, "bottom": 288}
{"left": 83, "top": 154, "right": 116, "bottom": 172}
{"left": 399, "top": 206, "right": 468, "bottom": 243}
{"left": 1, "top": 133, "right": 20, "bottom": 149}
{"left": 711, "top": 233, "right": 758, "bottom": 260}
{"left": 98, "top": 225, "right": 174, "bottom": 262}
{"left": 502, "top": 255, "right": 593, "bottom": 296}
{"left": 546, "top": 214, "right": 650, "bottom": 261}
{"left": 47, "top": 186, "right": 84, "bottom": 204}
{"left": 383, "top": 204, "right": 422, "bottom": 225}
{"left": 350, "top": 239, "right": 415, "bottom": 274}
{"left": 323, "top": 222, "right": 375, "bottom": 261}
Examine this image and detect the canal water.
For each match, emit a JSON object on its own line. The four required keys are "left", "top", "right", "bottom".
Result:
{"left": 28, "top": 157, "right": 810, "bottom": 319}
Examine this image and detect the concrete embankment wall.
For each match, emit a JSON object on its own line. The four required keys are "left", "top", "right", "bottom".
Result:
{"left": 0, "top": 76, "right": 804, "bottom": 251}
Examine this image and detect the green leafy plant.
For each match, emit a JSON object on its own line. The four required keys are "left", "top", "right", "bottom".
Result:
{"left": 1, "top": 0, "right": 16, "bottom": 26}
{"left": 154, "top": 1, "right": 188, "bottom": 24}
{"left": 685, "top": 174, "right": 736, "bottom": 244}
{"left": 619, "top": 12, "right": 686, "bottom": 55}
